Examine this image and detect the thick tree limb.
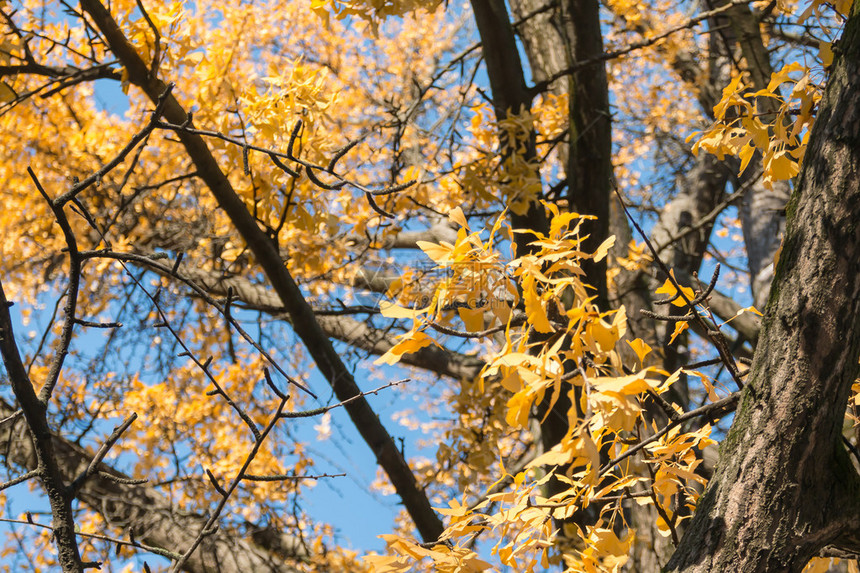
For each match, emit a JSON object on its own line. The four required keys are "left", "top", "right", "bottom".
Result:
{"left": 346, "top": 221, "right": 459, "bottom": 250}
{"left": 79, "top": 0, "right": 444, "bottom": 544}
{"left": 668, "top": 7, "right": 860, "bottom": 569}
{"left": 177, "top": 266, "right": 485, "bottom": 381}
{"left": 562, "top": 0, "right": 613, "bottom": 309}
{"left": 469, "top": 0, "right": 550, "bottom": 257}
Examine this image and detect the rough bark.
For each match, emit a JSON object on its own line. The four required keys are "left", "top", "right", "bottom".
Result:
{"left": 667, "top": 6, "right": 860, "bottom": 570}
{"left": 509, "top": 0, "right": 568, "bottom": 98}
{"left": 469, "top": 0, "right": 550, "bottom": 258}
{"left": 561, "top": 0, "right": 613, "bottom": 309}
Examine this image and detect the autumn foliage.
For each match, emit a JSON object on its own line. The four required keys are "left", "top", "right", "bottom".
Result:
{"left": 0, "top": 0, "right": 858, "bottom": 571}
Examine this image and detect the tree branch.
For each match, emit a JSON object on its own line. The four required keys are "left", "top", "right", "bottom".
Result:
{"left": 79, "top": 0, "right": 444, "bottom": 544}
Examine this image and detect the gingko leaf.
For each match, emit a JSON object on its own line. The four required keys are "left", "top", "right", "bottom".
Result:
{"left": 669, "top": 320, "right": 689, "bottom": 344}
{"left": 738, "top": 141, "right": 755, "bottom": 174}
{"left": 819, "top": 40, "right": 835, "bottom": 67}
{"left": 765, "top": 150, "right": 800, "bottom": 181}
{"left": 0, "top": 82, "right": 16, "bottom": 103}
{"left": 416, "top": 240, "right": 454, "bottom": 264}
{"left": 592, "top": 235, "right": 616, "bottom": 262}
{"left": 499, "top": 370, "right": 522, "bottom": 392}
{"left": 379, "top": 300, "right": 432, "bottom": 319}
{"left": 658, "top": 368, "right": 683, "bottom": 393}
{"left": 448, "top": 206, "right": 468, "bottom": 229}
{"left": 590, "top": 319, "right": 618, "bottom": 352}
{"left": 505, "top": 389, "right": 534, "bottom": 428}
{"left": 525, "top": 445, "right": 574, "bottom": 469}
{"left": 374, "top": 331, "right": 436, "bottom": 365}
{"left": 549, "top": 211, "right": 581, "bottom": 239}
{"left": 742, "top": 305, "right": 763, "bottom": 316}
{"left": 523, "top": 274, "right": 553, "bottom": 333}
{"left": 457, "top": 306, "right": 485, "bottom": 332}
{"left": 591, "top": 372, "right": 655, "bottom": 395}
{"left": 766, "top": 61, "right": 805, "bottom": 93}
{"left": 627, "top": 338, "right": 652, "bottom": 365}
{"left": 721, "top": 304, "right": 765, "bottom": 327}
{"left": 655, "top": 270, "right": 695, "bottom": 307}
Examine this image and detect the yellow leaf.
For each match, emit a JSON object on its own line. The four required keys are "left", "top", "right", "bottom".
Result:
{"left": 379, "top": 300, "right": 432, "bottom": 319}
{"left": 549, "top": 211, "right": 581, "bottom": 239}
{"left": 738, "top": 142, "right": 755, "bottom": 174}
{"left": 743, "top": 305, "right": 763, "bottom": 316}
{"left": 655, "top": 270, "right": 695, "bottom": 307}
{"left": 374, "top": 331, "right": 436, "bottom": 365}
{"left": 448, "top": 206, "right": 468, "bottom": 229}
{"left": 505, "top": 390, "right": 533, "bottom": 428}
{"left": 120, "top": 66, "right": 130, "bottom": 94}
{"left": 627, "top": 338, "right": 652, "bottom": 365}
{"left": 766, "top": 150, "right": 800, "bottom": 181}
{"left": 384, "top": 277, "right": 404, "bottom": 298}
{"left": 435, "top": 498, "right": 471, "bottom": 517}
{"left": 658, "top": 368, "right": 683, "bottom": 393}
{"left": 688, "top": 370, "right": 720, "bottom": 402}
{"left": 500, "top": 370, "right": 522, "bottom": 392}
{"left": 491, "top": 352, "right": 537, "bottom": 368}
{"left": 669, "top": 320, "right": 689, "bottom": 344}
{"left": 819, "top": 41, "right": 835, "bottom": 67}
{"left": 804, "top": 558, "right": 837, "bottom": 573}
{"left": 0, "top": 81, "right": 16, "bottom": 103}
{"left": 592, "top": 235, "right": 616, "bottom": 262}
{"left": 526, "top": 445, "right": 574, "bottom": 469}
{"left": 655, "top": 515, "right": 674, "bottom": 537}
{"left": 766, "top": 61, "right": 805, "bottom": 93}
{"left": 416, "top": 240, "right": 453, "bottom": 264}
{"left": 457, "top": 306, "right": 485, "bottom": 332}
{"left": 713, "top": 76, "right": 744, "bottom": 119}
{"left": 591, "top": 372, "right": 654, "bottom": 395}
{"left": 523, "top": 274, "right": 553, "bottom": 333}
{"left": 590, "top": 319, "right": 619, "bottom": 352}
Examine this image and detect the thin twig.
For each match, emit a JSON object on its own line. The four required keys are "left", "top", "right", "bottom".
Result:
{"left": 599, "top": 392, "right": 740, "bottom": 476}
{"left": 53, "top": 84, "right": 174, "bottom": 206}
{"left": 243, "top": 472, "right": 346, "bottom": 482}
{"left": 614, "top": 184, "right": 745, "bottom": 389}
{"left": 0, "top": 517, "right": 181, "bottom": 560}
{"left": 70, "top": 413, "right": 138, "bottom": 494}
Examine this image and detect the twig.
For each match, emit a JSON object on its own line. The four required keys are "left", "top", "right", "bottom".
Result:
{"left": 243, "top": 472, "right": 346, "bottom": 482}
{"left": 599, "top": 392, "right": 740, "bottom": 476}
{"left": 69, "top": 413, "right": 138, "bottom": 494}
{"left": 278, "top": 379, "right": 411, "bottom": 419}
{"left": 79, "top": 249, "right": 315, "bottom": 398}
{"left": 0, "top": 517, "right": 181, "bottom": 560}
{"left": 0, "top": 469, "right": 41, "bottom": 491}
{"left": 614, "top": 184, "right": 745, "bottom": 389}
{"left": 53, "top": 84, "right": 174, "bottom": 206}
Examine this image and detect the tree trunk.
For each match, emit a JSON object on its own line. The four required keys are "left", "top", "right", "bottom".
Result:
{"left": 667, "top": 5, "right": 860, "bottom": 570}
{"left": 561, "top": 0, "right": 613, "bottom": 308}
